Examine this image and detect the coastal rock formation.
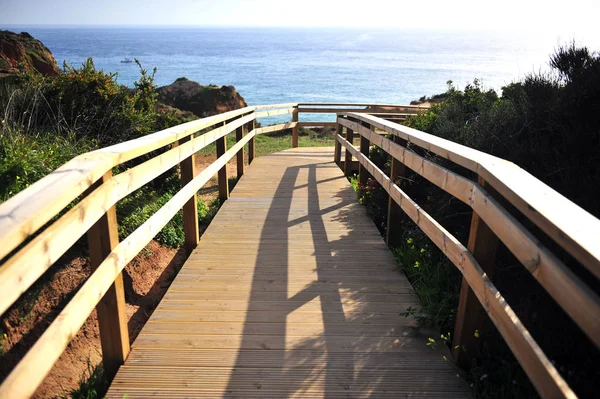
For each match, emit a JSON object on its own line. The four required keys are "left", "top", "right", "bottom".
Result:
{"left": 0, "top": 30, "right": 60, "bottom": 76}
{"left": 156, "top": 77, "right": 247, "bottom": 118}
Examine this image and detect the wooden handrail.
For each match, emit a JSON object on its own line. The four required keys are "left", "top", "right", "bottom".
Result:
{"left": 337, "top": 116, "right": 600, "bottom": 348}
{"left": 297, "top": 102, "right": 428, "bottom": 108}
{"left": 0, "top": 112, "right": 255, "bottom": 316}
{"left": 342, "top": 113, "right": 600, "bottom": 279}
{"left": 335, "top": 113, "right": 600, "bottom": 399}
{"left": 0, "top": 102, "right": 596, "bottom": 399}
{"left": 0, "top": 102, "right": 422, "bottom": 398}
{"left": 336, "top": 132, "right": 577, "bottom": 398}
{"left": 0, "top": 129, "right": 257, "bottom": 398}
{"left": 0, "top": 106, "right": 255, "bottom": 261}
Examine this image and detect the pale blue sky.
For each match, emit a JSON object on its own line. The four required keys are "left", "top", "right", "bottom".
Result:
{"left": 0, "top": 0, "right": 598, "bottom": 37}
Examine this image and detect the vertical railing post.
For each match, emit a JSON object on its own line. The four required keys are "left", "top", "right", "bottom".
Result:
{"left": 292, "top": 105, "right": 299, "bottom": 148}
{"left": 334, "top": 118, "right": 342, "bottom": 167}
{"left": 452, "top": 177, "right": 499, "bottom": 369}
{"left": 86, "top": 171, "right": 130, "bottom": 380}
{"left": 248, "top": 119, "right": 255, "bottom": 164}
{"left": 358, "top": 122, "right": 371, "bottom": 186}
{"left": 216, "top": 122, "right": 229, "bottom": 204}
{"left": 179, "top": 135, "right": 199, "bottom": 255}
{"left": 344, "top": 125, "right": 354, "bottom": 177}
{"left": 236, "top": 124, "right": 245, "bottom": 179}
{"left": 386, "top": 135, "right": 408, "bottom": 247}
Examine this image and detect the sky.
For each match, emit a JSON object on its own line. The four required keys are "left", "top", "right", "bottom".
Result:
{"left": 0, "top": 0, "right": 598, "bottom": 37}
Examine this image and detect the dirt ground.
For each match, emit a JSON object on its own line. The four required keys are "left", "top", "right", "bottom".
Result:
{"left": 0, "top": 153, "right": 236, "bottom": 398}
{"left": 0, "top": 241, "right": 187, "bottom": 398}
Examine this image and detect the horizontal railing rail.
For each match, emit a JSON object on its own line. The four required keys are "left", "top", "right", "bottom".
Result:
{"left": 334, "top": 112, "right": 600, "bottom": 399}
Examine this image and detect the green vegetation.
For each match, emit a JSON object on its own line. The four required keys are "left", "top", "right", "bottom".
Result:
{"left": 0, "top": 58, "right": 204, "bottom": 246}
{"left": 116, "top": 171, "right": 219, "bottom": 248}
{"left": 64, "top": 362, "right": 106, "bottom": 399}
{"left": 349, "top": 43, "right": 600, "bottom": 398}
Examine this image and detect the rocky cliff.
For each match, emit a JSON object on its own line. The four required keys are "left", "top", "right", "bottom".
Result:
{"left": 0, "top": 31, "right": 60, "bottom": 77}
{"left": 156, "top": 77, "right": 247, "bottom": 118}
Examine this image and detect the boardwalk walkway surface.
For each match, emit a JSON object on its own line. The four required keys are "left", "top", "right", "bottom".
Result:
{"left": 107, "top": 147, "right": 470, "bottom": 398}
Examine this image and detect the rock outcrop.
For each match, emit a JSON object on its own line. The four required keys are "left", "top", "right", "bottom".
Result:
{"left": 156, "top": 77, "right": 247, "bottom": 118}
{"left": 0, "top": 31, "right": 60, "bottom": 77}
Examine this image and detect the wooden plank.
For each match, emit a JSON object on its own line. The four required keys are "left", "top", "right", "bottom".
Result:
{"left": 216, "top": 126, "right": 229, "bottom": 203}
{"left": 132, "top": 334, "right": 436, "bottom": 352}
{"left": 344, "top": 127, "right": 354, "bottom": 177}
{"left": 386, "top": 135, "right": 408, "bottom": 247}
{"left": 334, "top": 123, "right": 342, "bottom": 167}
{"left": 298, "top": 103, "right": 428, "bottom": 109}
{"left": 236, "top": 125, "right": 245, "bottom": 179}
{"left": 358, "top": 122, "right": 371, "bottom": 186}
{"left": 292, "top": 106, "right": 299, "bottom": 148}
{"left": 248, "top": 122, "right": 255, "bottom": 164}
{"left": 123, "top": 349, "right": 448, "bottom": 369}
{"left": 254, "top": 122, "right": 298, "bottom": 135}
{"left": 298, "top": 107, "right": 424, "bottom": 114}
{"left": 149, "top": 310, "right": 410, "bottom": 324}
{"left": 453, "top": 177, "right": 499, "bottom": 368}
{"left": 298, "top": 122, "right": 338, "bottom": 128}
{"left": 253, "top": 102, "right": 299, "bottom": 110}
{"left": 178, "top": 135, "right": 199, "bottom": 255}
{"left": 254, "top": 107, "right": 295, "bottom": 118}
{"left": 86, "top": 171, "right": 130, "bottom": 380}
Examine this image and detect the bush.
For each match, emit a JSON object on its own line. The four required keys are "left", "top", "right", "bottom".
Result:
{"left": 0, "top": 58, "right": 200, "bottom": 247}
{"left": 0, "top": 128, "right": 93, "bottom": 201}
{"left": 0, "top": 58, "right": 160, "bottom": 146}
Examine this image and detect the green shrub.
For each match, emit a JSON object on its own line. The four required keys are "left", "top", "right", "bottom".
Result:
{"left": 116, "top": 171, "right": 218, "bottom": 248}
{"left": 0, "top": 58, "right": 160, "bottom": 147}
{"left": 0, "top": 128, "right": 94, "bottom": 201}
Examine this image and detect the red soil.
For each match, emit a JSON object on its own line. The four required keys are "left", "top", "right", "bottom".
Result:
{"left": 0, "top": 241, "right": 186, "bottom": 398}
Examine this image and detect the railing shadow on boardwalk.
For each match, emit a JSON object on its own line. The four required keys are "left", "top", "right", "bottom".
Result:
{"left": 225, "top": 152, "right": 450, "bottom": 398}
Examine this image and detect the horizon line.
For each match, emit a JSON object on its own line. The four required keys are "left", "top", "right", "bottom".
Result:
{"left": 0, "top": 23, "right": 523, "bottom": 32}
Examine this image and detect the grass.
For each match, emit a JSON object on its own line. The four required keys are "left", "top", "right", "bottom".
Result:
{"left": 64, "top": 361, "right": 106, "bottom": 399}
{"left": 198, "top": 127, "right": 335, "bottom": 158}
{"left": 116, "top": 172, "right": 220, "bottom": 248}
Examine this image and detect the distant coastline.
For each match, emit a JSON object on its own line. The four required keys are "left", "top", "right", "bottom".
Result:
{"left": 0, "top": 25, "right": 557, "bottom": 107}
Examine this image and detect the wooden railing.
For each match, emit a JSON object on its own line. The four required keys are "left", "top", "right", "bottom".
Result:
{"left": 9, "top": 101, "right": 598, "bottom": 398}
{"left": 334, "top": 113, "right": 600, "bottom": 399}
{"left": 0, "top": 102, "right": 424, "bottom": 398}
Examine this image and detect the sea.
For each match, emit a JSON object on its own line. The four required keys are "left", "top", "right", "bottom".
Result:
{"left": 0, "top": 26, "right": 585, "bottom": 121}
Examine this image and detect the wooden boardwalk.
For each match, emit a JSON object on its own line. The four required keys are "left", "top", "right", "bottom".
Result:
{"left": 107, "top": 147, "right": 470, "bottom": 398}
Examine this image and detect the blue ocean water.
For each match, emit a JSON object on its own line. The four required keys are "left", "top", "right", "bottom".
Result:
{"left": 2, "top": 26, "right": 558, "bottom": 117}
